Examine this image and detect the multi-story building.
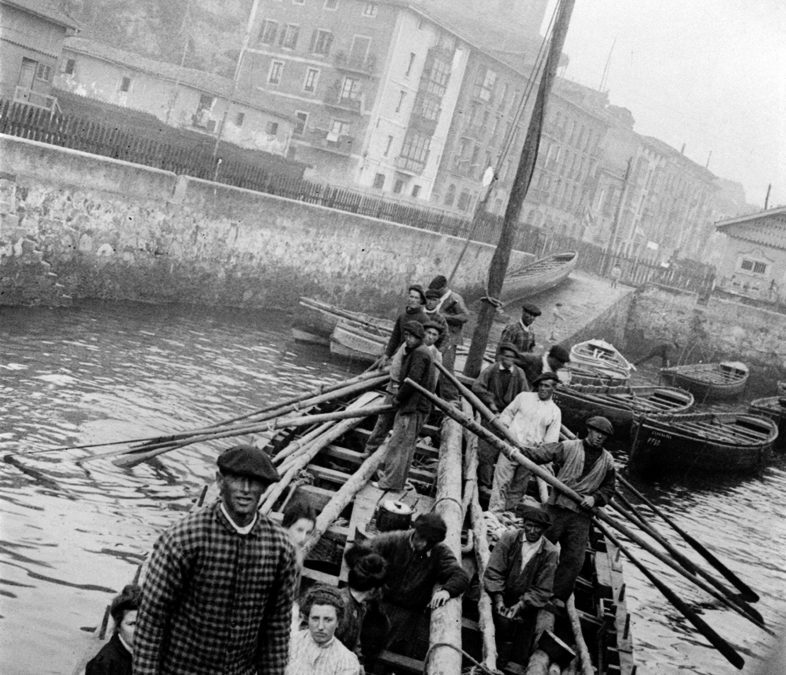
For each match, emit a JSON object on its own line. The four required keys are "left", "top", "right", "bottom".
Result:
{"left": 0, "top": 0, "right": 78, "bottom": 111}
{"left": 55, "top": 37, "right": 293, "bottom": 156}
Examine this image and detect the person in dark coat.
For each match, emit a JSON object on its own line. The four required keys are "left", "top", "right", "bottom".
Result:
{"left": 518, "top": 344, "right": 570, "bottom": 388}
{"left": 383, "top": 285, "right": 429, "bottom": 360}
{"left": 85, "top": 584, "right": 141, "bottom": 675}
{"left": 472, "top": 342, "right": 529, "bottom": 487}
{"left": 484, "top": 502, "right": 558, "bottom": 668}
{"left": 368, "top": 513, "right": 470, "bottom": 658}
{"left": 500, "top": 303, "right": 541, "bottom": 355}
{"left": 427, "top": 275, "right": 470, "bottom": 400}
{"left": 423, "top": 288, "right": 450, "bottom": 353}
{"left": 373, "top": 321, "right": 435, "bottom": 490}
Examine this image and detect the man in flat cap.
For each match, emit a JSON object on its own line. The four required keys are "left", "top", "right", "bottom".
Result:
{"left": 373, "top": 321, "right": 435, "bottom": 490}
{"left": 135, "top": 445, "right": 298, "bottom": 675}
{"left": 367, "top": 513, "right": 469, "bottom": 658}
{"left": 489, "top": 372, "right": 562, "bottom": 513}
{"left": 423, "top": 288, "right": 450, "bottom": 353}
{"left": 519, "top": 344, "right": 571, "bottom": 390}
{"left": 382, "top": 284, "right": 429, "bottom": 363}
{"left": 484, "top": 500, "right": 558, "bottom": 668}
{"left": 472, "top": 342, "right": 529, "bottom": 489}
{"left": 513, "top": 416, "right": 616, "bottom": 612}
{"left": 427, "top": 275, "right": 470, "bottom": 401}
{"left": 500, "top": 303, "right": 541, "bottom": 357}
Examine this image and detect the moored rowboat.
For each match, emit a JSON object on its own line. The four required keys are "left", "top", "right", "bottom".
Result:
{"left": 629, "top": 412, "right": 778, "bottom": 477}
{"left": 501, "top": 251, "right": 578, "bottom": 308}
{"left": 748, "top": 397, "right": 786, "bottom": 450}
{"left": 564, "top": 361, "right": 630, "bottom": 386}
{"left": 293, "top": 297, "right": 393, "bottom": 346}
{"left": 659, "top": 361, "right": 749, "bottom": 401}
{"left": 570, "top": 338, "right": 635, "bottom": 376}
{"left": 553, "top": 383, "right": 694, "bottom": 439}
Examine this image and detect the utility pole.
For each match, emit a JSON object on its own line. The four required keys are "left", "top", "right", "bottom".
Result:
{"left": 603, "top": 157, "right": 632, "bottom": 275}
{"left": 165, "top": 0, "right": 194, "bottom": 126}
{"left": 765, "top": 184, "right": 772, "bottom": 209}
{"left": 212, "top": 0, "right": 263, "bottom": 160}
{"left": 463, "top": 0, "right": 576, "bottom": 377}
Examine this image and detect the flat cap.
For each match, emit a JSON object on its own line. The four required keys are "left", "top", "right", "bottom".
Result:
{"left": 428, "top": 275, "right": 447, "bottom": 290}
{"left": 498, "top": 341, "right": 520, "bottom": 358}
{"left": 586, "top": 415, "right": 614, "bottom": 436}
{"left": 408, "top": 284, "right": 426, "bottom": 304}
{"left": 403, "top": 320, "right": 425, "bottom": 339}
{"left": 217, "top": 444, "right": 279, "bottom": 483}
{"left": 413, "top": 512, "right": 447, "bottom": 543}
{"left": 521, "top": 303, "right": 542, "bottom": 316}
{"left": 516, "top": 502, "right": 552, "bottom": 527}
{"left": 532, "top": 372, "right": 560, "bottom": 387}
{"left": 422, "top": 319, "right": 443, "bottom": 332}
{"left": 548, "top": 344, "right": 571, "bottom": 364}
{"left": 425, "top": 288, "right": 442, "bottom": 299}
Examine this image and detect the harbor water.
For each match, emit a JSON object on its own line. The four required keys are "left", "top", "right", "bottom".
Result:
{"left": 1, "top": 301, "right": 784, "bottom": 674}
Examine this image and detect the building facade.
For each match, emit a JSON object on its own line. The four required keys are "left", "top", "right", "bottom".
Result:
{"left": 55, "top": 37, "right": 293, "bottom": 156}
{"left": 0, "top": 0, "right": 78, "bottom": 111}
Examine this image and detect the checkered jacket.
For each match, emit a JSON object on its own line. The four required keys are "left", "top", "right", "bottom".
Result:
{"left": 134, "top": 500, "right": 297, "bottom": 674}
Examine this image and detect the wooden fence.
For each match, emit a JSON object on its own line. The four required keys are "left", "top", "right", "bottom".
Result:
{"left": 0, "top": 98, "right": 715, "bottom": 296}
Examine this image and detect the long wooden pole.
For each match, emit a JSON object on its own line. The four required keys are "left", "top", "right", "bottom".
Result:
{"left": 464, "top": 0, "right": 576, "bottom": 378}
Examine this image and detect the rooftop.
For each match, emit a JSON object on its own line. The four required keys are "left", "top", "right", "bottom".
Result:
{"left": 716, "top": 207, "right": 786, "bottom": 251}
{"left": 1, "top": 0, "right": 79, "bottom": 30}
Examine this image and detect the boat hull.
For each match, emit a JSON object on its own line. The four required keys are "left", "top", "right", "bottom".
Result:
{"left": 501, "top": 251, "right": 577, "bottom": 308}
{"left": 659, "top": 362, "right": 748, "bottom": 401}
{"left": 330, "top": 321, "right": 386, "bottom": 363}
{"left": 629, "top": 412, "right": 776, "bottom": 477}
{"left": 292, "top": 297, "right": 393, "bottom": 344}
{"left": 570, "top": 339, "right": 634, "bottom": 376}
{"left": 748, "top": 397, "right": 786, "bottom": 450}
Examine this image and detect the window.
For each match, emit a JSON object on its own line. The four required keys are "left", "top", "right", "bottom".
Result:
{"left": 293, "top": 0, "right": 304, "bottom": 4}
{"left": 457, "top": 189, "right": 471, "bottom": 211}
{"left": 444, "top": 184, "right": 456, "bottom": 206}
{"left": 474, "top": 67, "right": 496, "bottom": 102}
{"left": 311, "top": 29, "right": 334, "bottom": 55}
{"left": 280, "top": 24, "right": 300, "bottom": 49}
{"left": 328, "top": 118, "right": 350, "bottom": 137}
{"left": 412, "top": 185, "right": 421, "bottom": 197}
{"left": 405, "top": 52, "right": 416, "bottom": 76}
{"left": 63, "top": 58, "right": 75, "bottom": 75}
{"left": 303, "top": 68, "right": 320, "bottom": 93}
{"left": 416, "top": 95, "right": 439, "bottom": 121}
{"left": 373, "top": 173, "right": 385, "bottom": 189}
{"left": 740, "top": 259, "right": 767, "bottom": 275}
{"left": 384, "top": 135, "right": 394, "bottom": 157}
{"left": 349, "top": 35, "right": 371, "bottom": 62}
{"left": 294, "top": 111, "right": 308, "bottom": 136}
{"left": 119, "top": 76, "right": 131, "bottom": 92}
{"left": 425, "top": 57, "right": 450, "bottom": 97}
{"left": 324, "top": 0, "right": 339, "bottom": 9}
{"left": 340, "top": 76, "right": 361, "bottom": 100}
{"left": 395, "top": 90, "right": 406, "bottom": 113}
{"left": 363, "top": 3, "right": 378, "bottom": 17}
{"left": 234, "top": 112, "right": 245, "bottom": 126}
{"left": 266, "top": 121, "right": 279, "bottom": 135}
{"left": 259, "top": 19, "right": 278, "bottom": 44}
{"left": 36, "top": 63, "right": 52, "bottom": 81}
{"left": 268, "top": 60, "right": 284, "bottom": 84}
{"left": 400, "top": 130, "right": 430, "bottom": 163}
{"left": 393, "top": 179, "right": 404, "bottom": 194}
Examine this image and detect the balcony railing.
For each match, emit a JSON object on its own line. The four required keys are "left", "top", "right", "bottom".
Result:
{"left": 13, "top": 86, "right": 58, "bottom": 113}
{"left": 394, "top": 155, "right": 426, "bottom": 175}
{"left": 308, "top": 127, "right": 354, "bottom": 156}
{"left": 334, "top": 51, "right": 376, "bottom": 76}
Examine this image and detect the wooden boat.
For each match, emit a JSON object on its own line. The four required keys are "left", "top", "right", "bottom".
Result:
{"left": 570, "top": 338, "right": 634, "bottom": 376}
{"left": 564, "top": 361, "right": 630, "bottom": 386}
{"left": 500, "top": 251, "right": 578, "bottom": 308}
{"left": 553, "top": 383, "right": 694, "bottom": 439}
{"left": 75, "top": 382, "right": 635, "bottom": 675}
{"left": 330, "top": 318, "right": 389, "bottom": 362}
{"left": 629, "top": 412, "right": 778, "bottom": 477}
{"left": 748, "top": 397, "right": 786, "bottom": 450}
{"left": 659, "top": 361, "right": 749, "bottom": 401}
{"left": 292, "top": 296, "right": 393, "bottom": 346}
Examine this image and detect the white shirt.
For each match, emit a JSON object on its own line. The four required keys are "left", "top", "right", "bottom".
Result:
{"left": 499, "top": 392, "right": 561, "bottom": 447}
{"left": 219, "top": 502, "right": 257, "bottom": 535}
{"left": 520, "top": 536, "right": 542, "bottom": 572}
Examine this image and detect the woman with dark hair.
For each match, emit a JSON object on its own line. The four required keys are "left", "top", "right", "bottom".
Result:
{"left": 282, "top": 498, "right": 317, "bottom": 553}
{"left": 286, "top": 585, "right": 360, "bottom": 674}
{"left": 86, "top": 584, "right": 141, "bottom": 675}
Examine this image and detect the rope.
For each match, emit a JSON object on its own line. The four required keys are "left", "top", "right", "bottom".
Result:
{"left": 422, "top": 641, "right": 502, "bottom": 675}
{"left": 480, "top": 296, "right": 503, "bottom": 308}
{"left": 432, "top": 496, "right": 463, "bottom": 514}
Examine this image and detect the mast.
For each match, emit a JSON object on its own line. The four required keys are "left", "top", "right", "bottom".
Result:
{"left": 463, "top": 0, "right": 576, "bottom": 377}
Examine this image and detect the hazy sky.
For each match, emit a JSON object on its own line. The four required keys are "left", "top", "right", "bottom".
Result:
{"left": 548, "top": 0, "right": 785, "bottom": 207}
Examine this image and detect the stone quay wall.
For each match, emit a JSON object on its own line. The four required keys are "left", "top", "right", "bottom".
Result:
{"left": 0, "top": 134, "right": 534, "bottom": 312}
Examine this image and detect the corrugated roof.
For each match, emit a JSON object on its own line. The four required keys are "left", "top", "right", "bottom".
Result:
{"left": 716, "top": 208, "right": 786, "bottom": 251}
{"left": 1, "top": 0, "right": 79, "bottom": 30}
{"left": 63, "top": 37, "right": 287, "bottom": 119}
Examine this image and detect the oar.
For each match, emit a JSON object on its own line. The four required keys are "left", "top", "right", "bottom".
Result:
{"left": 596, "top": 520, "right": 745, "bottom": 670}
{"left": 617, "top": 473, "right": 760, "bottom": 603}
{"left": 106, "top": 405, "right": 394, "bottom": 469}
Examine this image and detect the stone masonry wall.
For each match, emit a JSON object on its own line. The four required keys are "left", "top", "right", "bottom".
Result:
{"left": 0, "top": 134, "right": 534, "bottom": 313}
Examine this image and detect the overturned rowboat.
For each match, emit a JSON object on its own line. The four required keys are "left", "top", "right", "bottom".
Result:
{"left": 629, "top": 412, "right": 778, "bottom": 477}
{"left": 659, "top": 361, "right": 749, "bottom": 401}
{"left": 500, "top": 251, "right": 578, "bottom": 309}
{"left": 553, "top": 383, "right": 694, "bottom": 439}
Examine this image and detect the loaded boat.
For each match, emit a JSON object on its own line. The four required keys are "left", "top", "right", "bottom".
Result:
{"left": 629, "top": 411, "right": 778, "bottom": 477}
{"left": 553, "top": 383, "right": 694, "bottom": 439}
{"left": 659, "top": 361, "right": 749, "bottom": 401}
{"left": 500, "top": 251, "right": 578, "bottom": 309}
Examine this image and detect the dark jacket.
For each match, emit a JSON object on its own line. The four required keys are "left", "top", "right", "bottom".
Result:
{"left": 500, "top": 320, "right": 536, "bottom": 354}
{"left": 385, "top": 307, "right": 429, "bottom": 357}
{"left": 472, "top": 362, "right": 529, "bottom": 412}
{"left": 396, "top": 343, "right": 434, "bottom": 414}
{"left": 484, "top": 530, "right": 558, "bottom": 609}
{"left": 518, "top": 353, "right": 546, "bottom": 388}
{"left": 369, "top": 530, "right": 470, "bottom": 610}
{"left": 422, "top": 309, "right": 450, "bottom": 352}
{"left": 438, "top": 290, "right": 470, "bottom": 343}
{"left": 86, "top": 633, "right": 132, "bottom": 675}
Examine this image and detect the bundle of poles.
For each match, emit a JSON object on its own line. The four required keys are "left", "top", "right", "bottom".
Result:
{"left": 410, "top": 360, "right": 769, "bottom": 671}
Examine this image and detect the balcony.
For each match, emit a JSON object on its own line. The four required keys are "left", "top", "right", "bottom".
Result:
{"left": 394, "top": 155, "right": 426, "bottom": 175}
{"left": 307, "top": 127, "right": 354, "bottom": 156}
{"left": 323, "top": 81, "right": 364, "bottom": 114}
{"left": 333, "top": 51, "right": 376, "bottom": 76}
{"left": 408, "top": 111, "right": 438, "bottom": 136}
{"left": 13, "top": 86, "right": 58, "bottom": 113}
